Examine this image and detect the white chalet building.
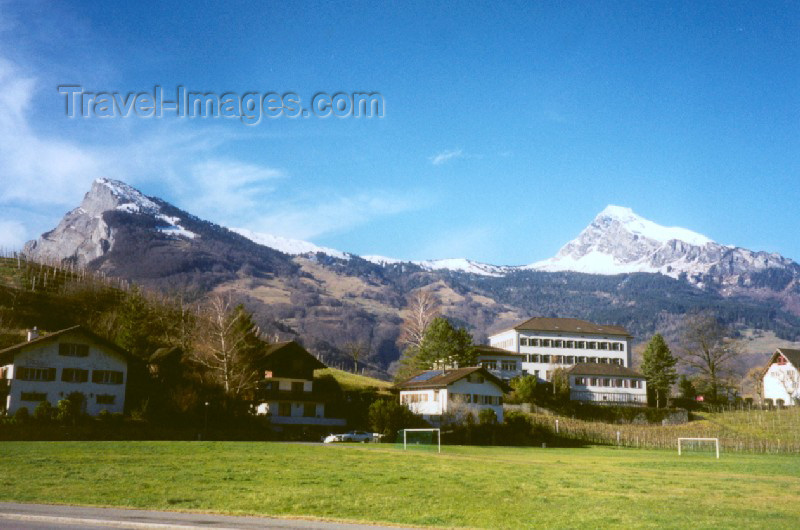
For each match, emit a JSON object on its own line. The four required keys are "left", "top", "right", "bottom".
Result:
{"left": 0, "top": 326, "right": 131, "bottom": 416}
{"left": 397, "top": 366, "right": 511, "bottom": 424}
{"left": 762, "top": 348, "right": 800, "bottom": 407}
{"left": 569, "top": 363, "right": 647, "bottom": 406}
{"left": 488, "top": 317, "right": 633, "bottom": 382}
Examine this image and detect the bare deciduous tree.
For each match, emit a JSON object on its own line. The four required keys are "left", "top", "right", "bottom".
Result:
{"left": 680, "top": 312, "right": 741, "bottom": 402}
{"left": 344, "top": 340, "right": 369, "bottom": 374}
{"left": 191, "top": 295, "right": 264, "bottom": 399}
{"left": 399, "top": 288, "right": 441, "bottom": 351}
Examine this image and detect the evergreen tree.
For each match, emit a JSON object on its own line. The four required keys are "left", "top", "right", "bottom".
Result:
{"left": 415, "top": 317, "right": 475, "bottom": 370}
{"left": 641, "top": 333, "right": 678, "bottom": 408}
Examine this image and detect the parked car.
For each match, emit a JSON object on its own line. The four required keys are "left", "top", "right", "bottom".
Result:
{"left": 323, "top": 430, "right": 374, "bottom": 443}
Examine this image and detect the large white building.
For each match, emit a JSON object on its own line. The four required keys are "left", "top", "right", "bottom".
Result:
{"left": 568, "top": 363, "right": 647, "bottom": 406}
{"left": 488, "top": 317, "right": 633, "bottom": 382}
{"left": 0, "top": 326, "right": 131, "bottom": 416}
{"left": 762, "top": 348, "right": 800, "bottom": 406}
{"left": 397, "top": 366, "right": 510, "bottom": 424}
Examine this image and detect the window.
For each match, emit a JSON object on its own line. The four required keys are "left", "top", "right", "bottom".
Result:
{"left": 92, "top": 370, "right": 123, "bottom": 384}
{"left": 602, "top": 378, "right": 611, "bottom": 387}
{"left": 291, "top": 381, "right": 305, "bottom": 393}
{"left": 96, "top": 394, "right": 115, "bottom": 405}
{"left": 59, "top": 343, "right": 89, "bottom": 357}
{"left": 577, "top": 356, "right": 586, "bottom": 363}
{"left": 541, "top": 355, "right": 551, "bottom": 363}
{"left": 553, "top": 355, "right": 563, "bottom": 364}
{"left": 600, "top": 358, "right": 609, "bottom": 364}
{"left": 565, "top": 356, "right": 575, "bottom": 364}
{"left": 530, "top": 354, "right": 540, "bottom": 363}
{"left": 565, "top": 340, "right": 574, "bottom": 348}
{"left": 615, "top": 379, "right": 623, "bottom": 387}
{"left": 531, "top": 339, "right": 540, "bottom": 346}
{"left": 16, "top": 367, "right": 56, "bottom": 381}
{"left": 542, "top": 339, "right": 552, "bottom": 347}
{"left": 481, "top": 361, "right": 498, "bottom": 370}
{"left": 587, "top": 341, "right": 597, "bottom": 349}
{"left": 278, "top": 402, "right": 291, "bottom": 416}
{"left": 591, "top": 378, "right": 599, "bottom": 386}
{"left": 61, "top": 368, "right": 89, "bottom": 383}
{"left": 303, "top": 403, "right": 316, "bottom": 417}
{"left": 554, "top": 340, "right": 563, "bottom": 348}
{"left": 611, "top": 343, "right": 620, "bottom": 351}
{"left": 575, "top": 377, "right": 586, "bottom": 386}
{"left": 599, "top": 342, "right": 609, "bottom": 350}
{"left": 520, "top": 338, "right": 528, "bottom": 346}
{"left": 620, "top": 343, "right": 626, "bottom": 351}
{"left": 501, "top": 361, "right": 516, "bottom": 371}
{"left": 576, "top": 341, "right": 585, "bottom": 349}
{"left": 20, "top": 392, "right": 47, "bottom": 401}
{"left": 533, "top": 370, "right": 540, "bottom": 378}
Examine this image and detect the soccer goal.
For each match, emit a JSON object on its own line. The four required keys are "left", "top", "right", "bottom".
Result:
{"left": 678, "top": 437, "right": 719, "bottom": 459}
{"left": 402, "top": 428, "right": 441, "bottom": 453}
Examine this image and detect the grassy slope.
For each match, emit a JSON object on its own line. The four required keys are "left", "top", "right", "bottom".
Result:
{"left": 1, "top": 442, "right": 799, "bottom": 528}
{"left": 527, "top": 408, "right": 800, "bottom": 452}
{"left": 315, "top": 367, "right": 393, "bottom": 392}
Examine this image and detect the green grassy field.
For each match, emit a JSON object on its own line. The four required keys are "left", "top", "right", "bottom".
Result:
{"left": 1, "top": 442, "right": 798, "bottom": 528}
{"left": 315, "top": 367, "right": 393, "bottom": 393}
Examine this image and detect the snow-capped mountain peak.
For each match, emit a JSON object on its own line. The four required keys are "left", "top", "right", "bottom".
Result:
{"left": 596, "top": 204, "right": 712, "bottom": 246}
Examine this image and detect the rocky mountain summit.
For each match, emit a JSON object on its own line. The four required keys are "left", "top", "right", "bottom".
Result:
{"left": 19, "top": 179, "right": 800, "bottom": 375}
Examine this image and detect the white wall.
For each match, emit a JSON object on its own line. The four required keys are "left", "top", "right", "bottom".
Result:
{"left": 400, "top": 375, "right": 506, "bottom": 423}
{"left": 764, "top": 362, "right": 800, "bottom": 406}
{"left": 5, "top": 333, "right": 127, "bottom": 416}
{"left": 569, "top": 375, "right": 647, "bottom": 406}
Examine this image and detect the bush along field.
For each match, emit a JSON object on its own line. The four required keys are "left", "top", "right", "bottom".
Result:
{"left": 0, "top": 441, "right": 799, "bottom": 529}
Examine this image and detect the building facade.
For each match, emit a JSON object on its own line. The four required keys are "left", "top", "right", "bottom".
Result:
{"left": 0, "top": 326, "right": 130, "bottom": 416}
{"left": 474, "top": 345, "right": 526, "bottom": 381}
{"left": 253, "top": 341, "right": 346, "bottom": 427}
{"left": 488, "top": 317, "right": 633, "bottom": 382}
{"left": 397, "top": 366, "right": 510, "bottom": 424}
{"left": 763, "top": 348, "right": 800, "bottom": 406}
{"left": 568, "top": 363, "right": 647, "bottom": 406}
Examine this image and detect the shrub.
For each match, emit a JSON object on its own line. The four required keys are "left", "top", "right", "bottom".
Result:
{"left": 33, "top": 401, "right": 54, "bottom": 422}
{"left": 98, "top": 409, "right": 112, "bottom": 422}
{"left": 14, "top": 407, "right": 29, "bottom": 422}
{"left": 478, "top": 408, "right": 497, "bottom": 425}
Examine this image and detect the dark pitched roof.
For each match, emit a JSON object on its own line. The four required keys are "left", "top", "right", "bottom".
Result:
{"left": 474, "top": 344, "right": 525, "bottom": 357}
{"left": 0, "top": 325, "right": 133, "bottom": 365}
{"left": 507, "top": 317, "right": 632, "bottom": 337}
{"left": 396, "top": 366, "right": 512, "bottom": 392}
{"left": 776, "top": 348, "right": 800, "bottom": 368}
{"left": 260, "top": 340, "right": 327, "bottom": 370}
{"left": 568, "top": 363, "right": 644, "bottom": 378}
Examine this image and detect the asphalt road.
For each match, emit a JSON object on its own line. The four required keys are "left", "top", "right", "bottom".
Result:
{"left": 0, "top": 502, "right": 416, "bottom": 529}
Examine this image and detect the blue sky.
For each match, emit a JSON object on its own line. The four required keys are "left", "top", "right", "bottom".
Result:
{"left": 0, "top": 1, "right": 798, "bottom": 264}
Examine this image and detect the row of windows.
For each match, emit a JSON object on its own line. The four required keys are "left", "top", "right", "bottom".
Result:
{"left": 19, "top": 392, "right": 116, "bottom": 404}
{"left": 401, "top": 393, "right": 431, "bottom": 404}
{"left": 572, "top": 391, "right": 647, "bottom": 403}
{"left": 480, "top": 361, "right": 518, "bottom": 371}
{"left": 276, "top": 402, "right": 317, "bottom": 417}
{"left": 573, "top": 377, "right": 643, "bottom": 389}
{"left": 450, "top": 393, "right": 502, "bottom": 405}
{"left": 520, "top": 338, "right": 625, "bottom": 351}
{"left": 59, "top": 343, "right": 90, "bottom": 357}
{"left": 16, "top": 367, "right": 123, "bottom": 385}
{"left": 526, "top": 355, "right": 624, "bottom": 366}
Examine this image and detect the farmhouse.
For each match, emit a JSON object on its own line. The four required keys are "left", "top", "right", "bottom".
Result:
{"left": 762, "top": 348, "right": 800, "bottom": 406}
{"left": 253, "top": 341, "right": 346, "bottom": 427}
{"left": 397, "top": 366, "right": 511, "bottom": 424}
{"left": 0, "top": 326, "right": 131, "bottom": 416}
{"left": 568, "top": 363, "right": 647, "bottom": 406}
{"left": 488, "top": 317, "right": 633, "bottom": 382}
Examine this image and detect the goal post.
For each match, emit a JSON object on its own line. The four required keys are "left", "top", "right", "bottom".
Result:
{"left": 402, "top": 428, "right": 441, "bottom": 453}
{"left": 678, "top": 437, "right": 719, "bottom": 459}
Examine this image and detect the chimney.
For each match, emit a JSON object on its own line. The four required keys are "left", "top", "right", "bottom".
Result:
{"left": 27, "top": 327, "right": 39, "bottom": 342}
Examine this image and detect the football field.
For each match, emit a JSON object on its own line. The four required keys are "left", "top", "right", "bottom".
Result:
{"left": 0, "top": 441, "right": 798, "bottom": 528}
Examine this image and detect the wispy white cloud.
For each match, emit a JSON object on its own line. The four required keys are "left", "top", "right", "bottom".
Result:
{"left": 429, "top": 148, "right": 464, "bottom": 166}
{"left": 244, "top": 193, "right": 423, "bottom": 240}
{"left": 0, "top": 220, "right": 26, "bottom": 249}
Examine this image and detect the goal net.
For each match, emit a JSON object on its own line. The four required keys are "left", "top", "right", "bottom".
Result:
{"left": 399, "top": 428, "right": 441, "bottom": 453}
{"left": 678, "top": 437, "right": 719, "bottom": 459}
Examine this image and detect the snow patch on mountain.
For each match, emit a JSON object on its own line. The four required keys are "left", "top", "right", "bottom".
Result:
{"left": 232, "top": 228, "right": 349, "bottom": 260}
{"left": 596, "top": 205, "right": 712, "bottom": 246}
